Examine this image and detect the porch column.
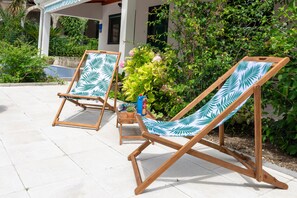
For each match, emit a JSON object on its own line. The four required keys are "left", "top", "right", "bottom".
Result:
{"left": 119, "top": 0, "right": 136, "bottom": 60}
{"left": 39, "top": 12, "right": 51, "bottom": 56}
{"left": 37, "top": 8, "right": 44, "bottom": 54}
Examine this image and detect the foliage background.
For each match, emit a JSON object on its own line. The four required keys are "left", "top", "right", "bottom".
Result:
{"left": 49, "top": 16, "right": 98, "bottom": 57}
{"left": 0, "top": 7, "right": 98, "bottom": 82}
{"left": 0, "top": 41, "right": 48, "bottom": 83}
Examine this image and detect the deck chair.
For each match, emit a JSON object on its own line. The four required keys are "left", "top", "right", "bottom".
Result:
{"left": 129, "top": 56, "right": 290, "bottom": 194}
{"left": 52, "top": 50, "right": 121, "bottom": 131}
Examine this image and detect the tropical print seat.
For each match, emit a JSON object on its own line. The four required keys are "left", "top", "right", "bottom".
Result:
{"left": 142, "top": 61, "right": 272, "bottom": 137}
{"left": 70, "top": 53, "right": 118, "bottom": 97}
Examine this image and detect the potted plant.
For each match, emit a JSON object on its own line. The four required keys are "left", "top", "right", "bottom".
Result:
{"left": 126, "top": 105, "right": 136, "bottom": 118}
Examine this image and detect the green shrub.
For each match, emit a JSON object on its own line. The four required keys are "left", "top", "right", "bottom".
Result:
{"left": 261, "top": 1, "right": 297, "bottom": 155}
{"left": 0, "top": 8, "right": 26, "bottom": 44}
{"left": 58, "top": 16, "right": 87, "bottom": 42}
{"left": 0, "top": 41, "right": 48, "bottom": 83}
{"left": 48, "top": 16, "right": 98, "bottom": 57}
{"left": 49, "top": 36, "right": 97, "bottom": 57}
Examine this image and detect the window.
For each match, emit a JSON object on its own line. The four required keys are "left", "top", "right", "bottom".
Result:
{"left": 147, "top": 5, "right": 169, "bottom": 50}
{"left": 108, "top": 14, "right": 121, "bottom": 44}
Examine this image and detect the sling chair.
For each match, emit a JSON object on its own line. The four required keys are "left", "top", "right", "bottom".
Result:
{"left": 52, "top": 50, "right": 121, "bottom": 131}
{"left": 128, "top": 56, "right": 290, "bottom": 194}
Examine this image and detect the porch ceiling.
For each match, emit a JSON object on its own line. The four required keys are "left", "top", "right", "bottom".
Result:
{"left": 87, "top": 0, "right": 120, "bottom": 5}
{"left": 44, "top": 0, "right": 120, "bottom": 13}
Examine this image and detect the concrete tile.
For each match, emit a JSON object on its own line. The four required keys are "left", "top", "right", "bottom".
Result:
{"left": 0, "top": 166, "right": 24, "bottom": 196}
{"left": 28, "top": 176, "right": 111, "bottom": 198}
{"left": 0, "top": 120, "right": 35, "bottom": 134}
{"left": 264, "top": 166, "right": 295, "bottom": 180}
{"left": 261, "top": 180, "right": 297, "bottom": 198}
{"left": 140, "top": 153, "right": 213, "bottom": 181}
{"left": 134, "top": 187, "right": 190, "bottom": 198}
{"left": 69, "top": 147, "right": 126, "bottom": 174}
{"left": 41, "top": 126, "right": 89, "bottom": 140}
{"left": 184, "top": 153, "right": 221, "bottom": 171}
{"left": 6, "top": 141, "right": 64, "bottom": 165}
{"left": 1, "top": 130, "right": 48, "bottom": 148}
{"left": 93, "top": 123, "right": 170, "bottom": 159}
{"left": 15, "top": 156, "right": 85, "bottom": 188}
{"left": 59, "top": 108, "right": 100, "bottom": 125}
{"left": 0, "top": 144, "right": 11, "bottom": 167}
{"left": 213, "top": 166, "right": 290, "bottom": 195}
{"left": 92, "top": 121, "right": 122, "bottom": 144}
{"left": 135, "top": 153, "right": 259, "bottom": 197}
{"left": 53, "top": 134, "right": 104, "bottom": 154}
{"left": 91, "top": 163, "right": 143, "bottom": 198}
{"left": 0, "top": 190, "right": 29, "bottom": 198}
{"left": 30, "top": 118, "right": 54, "bottom": 129}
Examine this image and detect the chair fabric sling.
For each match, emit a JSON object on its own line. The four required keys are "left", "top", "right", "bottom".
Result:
{"left": 52, "top": 50, "right": 121, "bottom": 131}
{"left": 142, "top": 61, "right": 272, "bottom": 137}
{"left": 128, "top": 56, "right": 290, "bottom": 195}
{"left": 69, "top": 53, "right": 116, "bottom": 97}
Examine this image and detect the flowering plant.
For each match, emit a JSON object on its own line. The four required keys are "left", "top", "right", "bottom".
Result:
{"left": 121, "top": 45, "right": 168, "bottom": 108}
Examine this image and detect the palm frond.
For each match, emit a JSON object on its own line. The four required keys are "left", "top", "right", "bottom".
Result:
{"left": 239, "top": 64, "right": 261, "bottom": 90}
{"left": 171, "top": 125, "right": 199, "bottom": 136}
{"left": 105, "top": 54, "right": 117, "bottom": 64}
{"left": 81, "top": 71, "right": 99, "bottom": 84}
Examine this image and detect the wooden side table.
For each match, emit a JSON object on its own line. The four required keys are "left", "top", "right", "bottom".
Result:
{"left": 116, "top": 109, "right": 154, "bottom": 145}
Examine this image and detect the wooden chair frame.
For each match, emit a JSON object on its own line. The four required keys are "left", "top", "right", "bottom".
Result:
{"left": 52, "top": 50, "right": 121, "bottom": 131}
{"left": 128, "top": 56, "right": 290, "bottom": 195}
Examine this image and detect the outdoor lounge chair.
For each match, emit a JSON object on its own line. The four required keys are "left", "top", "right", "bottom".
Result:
{"left": 129, "top": 56, "right": 290, "bottom": 194}
{"left": 52, "top": 50, "right": 121, "bottom": 131}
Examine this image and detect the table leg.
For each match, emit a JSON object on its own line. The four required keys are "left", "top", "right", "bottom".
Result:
{"left": 119, "top": 123, "right": 123, "bottom": 145}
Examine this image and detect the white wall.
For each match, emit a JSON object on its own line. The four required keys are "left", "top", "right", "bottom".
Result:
{"left": 98, "top": 2, "right": 121, "bottom": 51}
{"left": 99, "top": 0, "right": 175, "bottom": 52}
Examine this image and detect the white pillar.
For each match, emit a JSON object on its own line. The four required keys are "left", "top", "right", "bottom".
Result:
{"left": 119, "top": 0, "right": 136, "bottom": 60}
{"left": 40, "top": 12, "right": 51, "bottom": 56}
{"left": 37, "top": 8, "right": 44, "bottom": 54}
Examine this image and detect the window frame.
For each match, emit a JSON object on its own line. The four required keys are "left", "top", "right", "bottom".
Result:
{"left": 108, "top": 13, "right": 121, "bottom": 45}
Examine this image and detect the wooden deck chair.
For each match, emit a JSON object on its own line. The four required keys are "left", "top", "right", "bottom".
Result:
{"left": 52, "top": 50, "right": 121, "bottom": 131}
{"left": 129, "top": 56, "right": 290, "bottom": 194}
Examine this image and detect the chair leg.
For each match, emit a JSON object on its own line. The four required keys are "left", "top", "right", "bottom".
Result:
{"left": 128, "top": 140, "right": 151, "bottom": 161}
{"left": 219, "top": 124, "right": 224, "bottom": 146}
{"left": 128, "top": 140, "right": 152, "bottom": 188}
{"left": 95, "top": 101, "right": 108, "bottom": 131}
{"left": 52, "top": 98, "right": 66, "bottom": 126}
{"left": 119, "top": 123, "right": 123, "bottom": 145}
{"left": 254, "top": 85, "right": 263, "bottom": 181}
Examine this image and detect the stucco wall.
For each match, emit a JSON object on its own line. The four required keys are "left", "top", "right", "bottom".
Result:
{"left": 98, "top": 2, "right": 121, "bottom": 51}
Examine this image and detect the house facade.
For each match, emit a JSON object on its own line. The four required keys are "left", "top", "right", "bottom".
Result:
{"left": 34, "top": 0, "right": 172, "bottom": 61}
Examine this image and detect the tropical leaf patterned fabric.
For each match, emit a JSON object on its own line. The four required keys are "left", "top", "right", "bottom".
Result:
{"left": 70, "top": 53, "right": 118, "bottom": 97}
{"left": 142, "top": 61, "right": 272, "bottom": 137}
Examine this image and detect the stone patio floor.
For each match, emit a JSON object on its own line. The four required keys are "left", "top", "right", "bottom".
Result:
{"left": 0, "top": 84, "right": 296, "bottom": 198}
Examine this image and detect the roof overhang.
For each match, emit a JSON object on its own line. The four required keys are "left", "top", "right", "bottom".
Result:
{"left": 34, "top": 0, "right": 120, "bottom": 13}
{"left": 44, "top": 0, "right": 88, "bottom": 13}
